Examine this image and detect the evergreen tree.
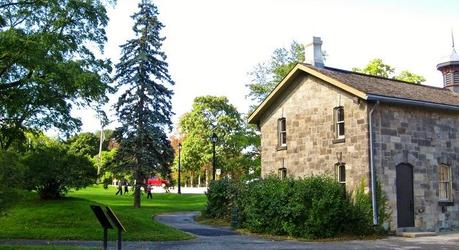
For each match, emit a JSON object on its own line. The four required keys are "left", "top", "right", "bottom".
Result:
{"left": 113, "top": 0, "right": 174, "bottom": 208}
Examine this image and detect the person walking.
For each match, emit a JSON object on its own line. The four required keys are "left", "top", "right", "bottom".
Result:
{"left": 146, "top": 184, "right": 153, "bottom": 199}
{"left": 124, "top": 181, "right": 129, "bottom": 194}
{"left": 115, "top": 181, "right": 123, "bottom": 195}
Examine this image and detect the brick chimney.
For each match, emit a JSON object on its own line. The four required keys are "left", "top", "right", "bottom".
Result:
{"left": 437, "top": 36, "right": 459, "bottom": 93}
{"left": 305, "top": 36, "right": 324, "bottom": 68}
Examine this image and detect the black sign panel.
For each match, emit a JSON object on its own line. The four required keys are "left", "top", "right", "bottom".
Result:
{"left": 106, "top": 206, "right": 126, "bottom": 232}
{"left": 90, "top": 205, "right": 113, "bottom": 229}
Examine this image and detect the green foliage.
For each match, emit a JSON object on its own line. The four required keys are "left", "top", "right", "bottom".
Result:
{"left": 178, "top": 96, "right": 260, "bottom": 179}
{"left": 0, "top": 150, "right": 25, "bottom": 211}
{"left": 67, "top": 132, "right": 99, "bottom": 158}
{"left": 113, "top": 0, "right": 174, "bottom": 208}
{"left": 205, "top": 176, "right": 389, "bottom": 239}
{"left": 246, "top": 41, "right": 305, "bottom": 108}
{"left": 395, "top": 70, "right": 426, "bottom": 84}
{"left": 204, "top": 178, "right": 242, "bottom": 219}
{"left": 348, "top": 180, "right": 373, "bottom": 235}
{"left": 0, "top": 0, "right": 113, "bottom": 150}
{"left": 352, "top": 58, "right": 425, "bottom": 84}
{"left": 239, "top": 176, "right": 349, "bottom": 238}
{"left": 22, "top": 140, "right": 96, "bottom": 199}
{"left": 352, "top": 58, "right": 394, "bottom": 78}
{"left": 349, "top": 179, "right": 391, "bottom": 234}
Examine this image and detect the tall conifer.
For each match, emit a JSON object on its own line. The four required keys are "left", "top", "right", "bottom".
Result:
{"left": 114, "top": 0, "right": 174, "bottom": 208}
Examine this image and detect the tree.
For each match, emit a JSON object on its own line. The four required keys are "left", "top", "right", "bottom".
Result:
{"left": 0, "top": 0, "right": 113, "bottom": 150}
{"left": 178, "top": 96, "right": 260, "bottom": 182}
{"left": 22, "top": 135, "right": 96, "bottom": 199}
{"left": 395, "top": 70, "right": 426, "bottom": 84}
{"left": 113, "top": 0, "right": 174, "bottom": 208}
{"left": 352, "top": 58, "right": 425, "bottom": 84}
{"left": 67, "top": 132, "right": 99, "bottom": 158}
{"left": 246, "top": 41, "right": 305, "bottom": 109}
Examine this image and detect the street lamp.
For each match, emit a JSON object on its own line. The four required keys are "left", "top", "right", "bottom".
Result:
{"left": 178, "top": 143, "right": 182, "bottom": 195}
{"left": 210, "top": 133, "right": 218, "bottom": 181}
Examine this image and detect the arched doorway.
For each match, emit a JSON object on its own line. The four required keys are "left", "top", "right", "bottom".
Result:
{"left": 396, "top": 163, "right": 415, "bottom": 227}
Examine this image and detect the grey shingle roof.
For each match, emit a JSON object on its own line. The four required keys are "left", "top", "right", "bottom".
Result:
{"left": 301, "top": 63, "right": 459, "bottom": 106}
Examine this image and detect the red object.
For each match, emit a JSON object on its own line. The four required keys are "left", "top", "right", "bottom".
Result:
{"left": 147, "top": 177, "right": 169, "bottom": 187}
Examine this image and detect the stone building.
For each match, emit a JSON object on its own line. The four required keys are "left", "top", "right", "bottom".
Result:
{"left": 248, "top": 37, "right": 459, "bottom": 232}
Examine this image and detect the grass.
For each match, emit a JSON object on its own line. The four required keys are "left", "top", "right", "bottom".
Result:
{"left": 194, "top": 214, "right": 230, "bottom": 227}
{"left": 0, "top": 185, "right": 206, "bottom": 241}
{"left": 0, "top": 245, "right": 100, "bottom": 250}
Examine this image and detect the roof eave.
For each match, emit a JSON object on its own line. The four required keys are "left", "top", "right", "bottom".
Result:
{"left": 248, "top": 64, "right": 367, "bottom": 124}
{"left": 367, "top": 94, "right": 459, "bottom": 112}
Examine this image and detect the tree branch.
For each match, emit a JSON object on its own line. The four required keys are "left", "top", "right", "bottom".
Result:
{"left": 0, "top": 70, "right": 33, "bottom": 91}
{"left": 0, "top": 1, "right": 36, "bottom": 9}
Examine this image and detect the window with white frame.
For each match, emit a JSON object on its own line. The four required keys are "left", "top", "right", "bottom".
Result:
{"left": 278, "top": 167, "right": 287, "bottom": 180}
{"left": 336, "top": 163, "right": 346, "bottom": 186}
{"left": 278, "top": 118, "right": 287, "bottom": 147}
{"left": 439, "top": 164, "right": 453, "bottom": 201}
{"left": 334, "top": 107, "right": 345, "bottom": 139}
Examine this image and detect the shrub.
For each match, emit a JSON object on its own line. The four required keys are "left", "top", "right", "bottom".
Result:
{"left": 22, "top": 142, "right": 96, "bottom": 199}
{"left": 240, "top": 176, "right": 350, "bottom": 238}
{"left": 205, "top": 175, "right": 387, "bottom": 239}
{"left": 0, "top": 151, "right": 25, "bottom": 211}
{"left": 204, "top": 178, "right": 241, "bottom": 219}
{"left": 348, "top": 179, "right": 391, "bottom": 235}
{"left": 347, "top": 180, "right": 373, "bottom": 235}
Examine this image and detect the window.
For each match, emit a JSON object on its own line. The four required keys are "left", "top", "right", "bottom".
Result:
{"left": 334, "top": 107, "right": 345, "bottom": 139}
{"left": 278, "top": 167, "right": 287, "bottom": 180}
{"left": 278, "top": 118, "right": 287, "bottom": 147}
{"left": 336, "top": 163, "right": 346, "bottom": 185}
{"left": 439, "top": 164, "right": 453, "bottom": 202}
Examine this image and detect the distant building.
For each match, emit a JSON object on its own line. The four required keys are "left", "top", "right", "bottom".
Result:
{"left": 248, "top": 37, "right": 459, "bottom": 232}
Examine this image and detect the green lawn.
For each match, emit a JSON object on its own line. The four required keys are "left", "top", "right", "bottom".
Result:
{"left": 0, "top": 245, "right": 99, "bottom": 250}
{"left": 0, "top": 186, "right": 206, "bottom": 241}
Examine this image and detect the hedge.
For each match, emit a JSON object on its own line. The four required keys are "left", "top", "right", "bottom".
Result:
{"left": 204, "top": 175, "right": 388, "bottom": 239}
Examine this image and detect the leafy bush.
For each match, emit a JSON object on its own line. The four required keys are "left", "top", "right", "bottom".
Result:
{"left": 205, "top": 175, "right": 388, "bottom": 239}
{"left": 0, "top": 151, "right": 25, "bottom": 211}
{"left": 240, "top": 176, "right": 349, "bottom": 238}
{"left": 204, "top": 178, "right": 241, "bottom": 219}
{"left": 348, "top": 179, "right": 391, "bottom": 235}
{"left": 22, "top": 142, "right": 96, "bottom": 199}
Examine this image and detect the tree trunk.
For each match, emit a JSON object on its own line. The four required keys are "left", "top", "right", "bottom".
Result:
{"left": 191, "top": 172, "right": 194, "bottom": 187}
{"left": 134, "top": 178, "right": 141, "bottom": 208}
{"left": 205, "top": 168, "right": 209, "bottom": 187}
{"left": 198, "top": 174, "right": 201, "bottom": 187}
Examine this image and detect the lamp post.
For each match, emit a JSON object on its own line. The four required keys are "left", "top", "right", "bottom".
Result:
{"left": 210, "top": 133, "right": 218, "bottom": 181}
{"left": 178, "top": 143, "right": 182, "bottom": 195}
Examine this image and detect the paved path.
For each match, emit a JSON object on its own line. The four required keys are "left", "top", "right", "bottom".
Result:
{"left": 1, "top": 212, "right": 459, "bottom": 249}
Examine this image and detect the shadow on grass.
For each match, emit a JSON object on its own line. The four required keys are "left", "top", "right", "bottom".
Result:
{"left": 0, "top": 186, "right": 206, "bottom": 241}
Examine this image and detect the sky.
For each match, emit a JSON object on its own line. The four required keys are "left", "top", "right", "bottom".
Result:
{"left": 70, "top": 0, "right": 459, "bottom": 135}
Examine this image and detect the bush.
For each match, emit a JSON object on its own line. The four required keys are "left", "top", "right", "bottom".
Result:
{"left": 205, "top": 175, "right": 387, "bottom": 239}
{"left": 240, "top": 176, "right": 349, "bottom": 238}
{"left": 22, "top": 142, "right": 96, "bottom": 199}
{"left": 0, "top": 150, "right": 25, "bottom": 211}
{"left": 348, "top": 179, "right": 391, "bottom": 235}
{"left": 204, "top": 178, "right": 241, "bottom": 219}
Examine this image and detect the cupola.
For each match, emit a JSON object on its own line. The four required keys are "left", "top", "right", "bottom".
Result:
{"left": 437, "top": 34, "right": 459, "bottom": 93}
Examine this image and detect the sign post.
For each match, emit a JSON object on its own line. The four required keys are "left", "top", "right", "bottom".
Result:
{"left": 90, "top": 205, "right": 113, "bottom": 250}
{"left": 106, "top": 206, "right": 126, "bottom": 250}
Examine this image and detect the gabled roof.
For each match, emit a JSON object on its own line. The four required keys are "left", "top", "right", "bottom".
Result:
{"left": 248, "top": 63, "right": 459, "bottom": 124}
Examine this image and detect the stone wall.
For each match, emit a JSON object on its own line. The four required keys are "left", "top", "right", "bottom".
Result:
{"left": 259, "top": 73, "right": 370, "bottom": 191}
{"left": 372, "top": 104, "right": 459, "bottom": 231}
